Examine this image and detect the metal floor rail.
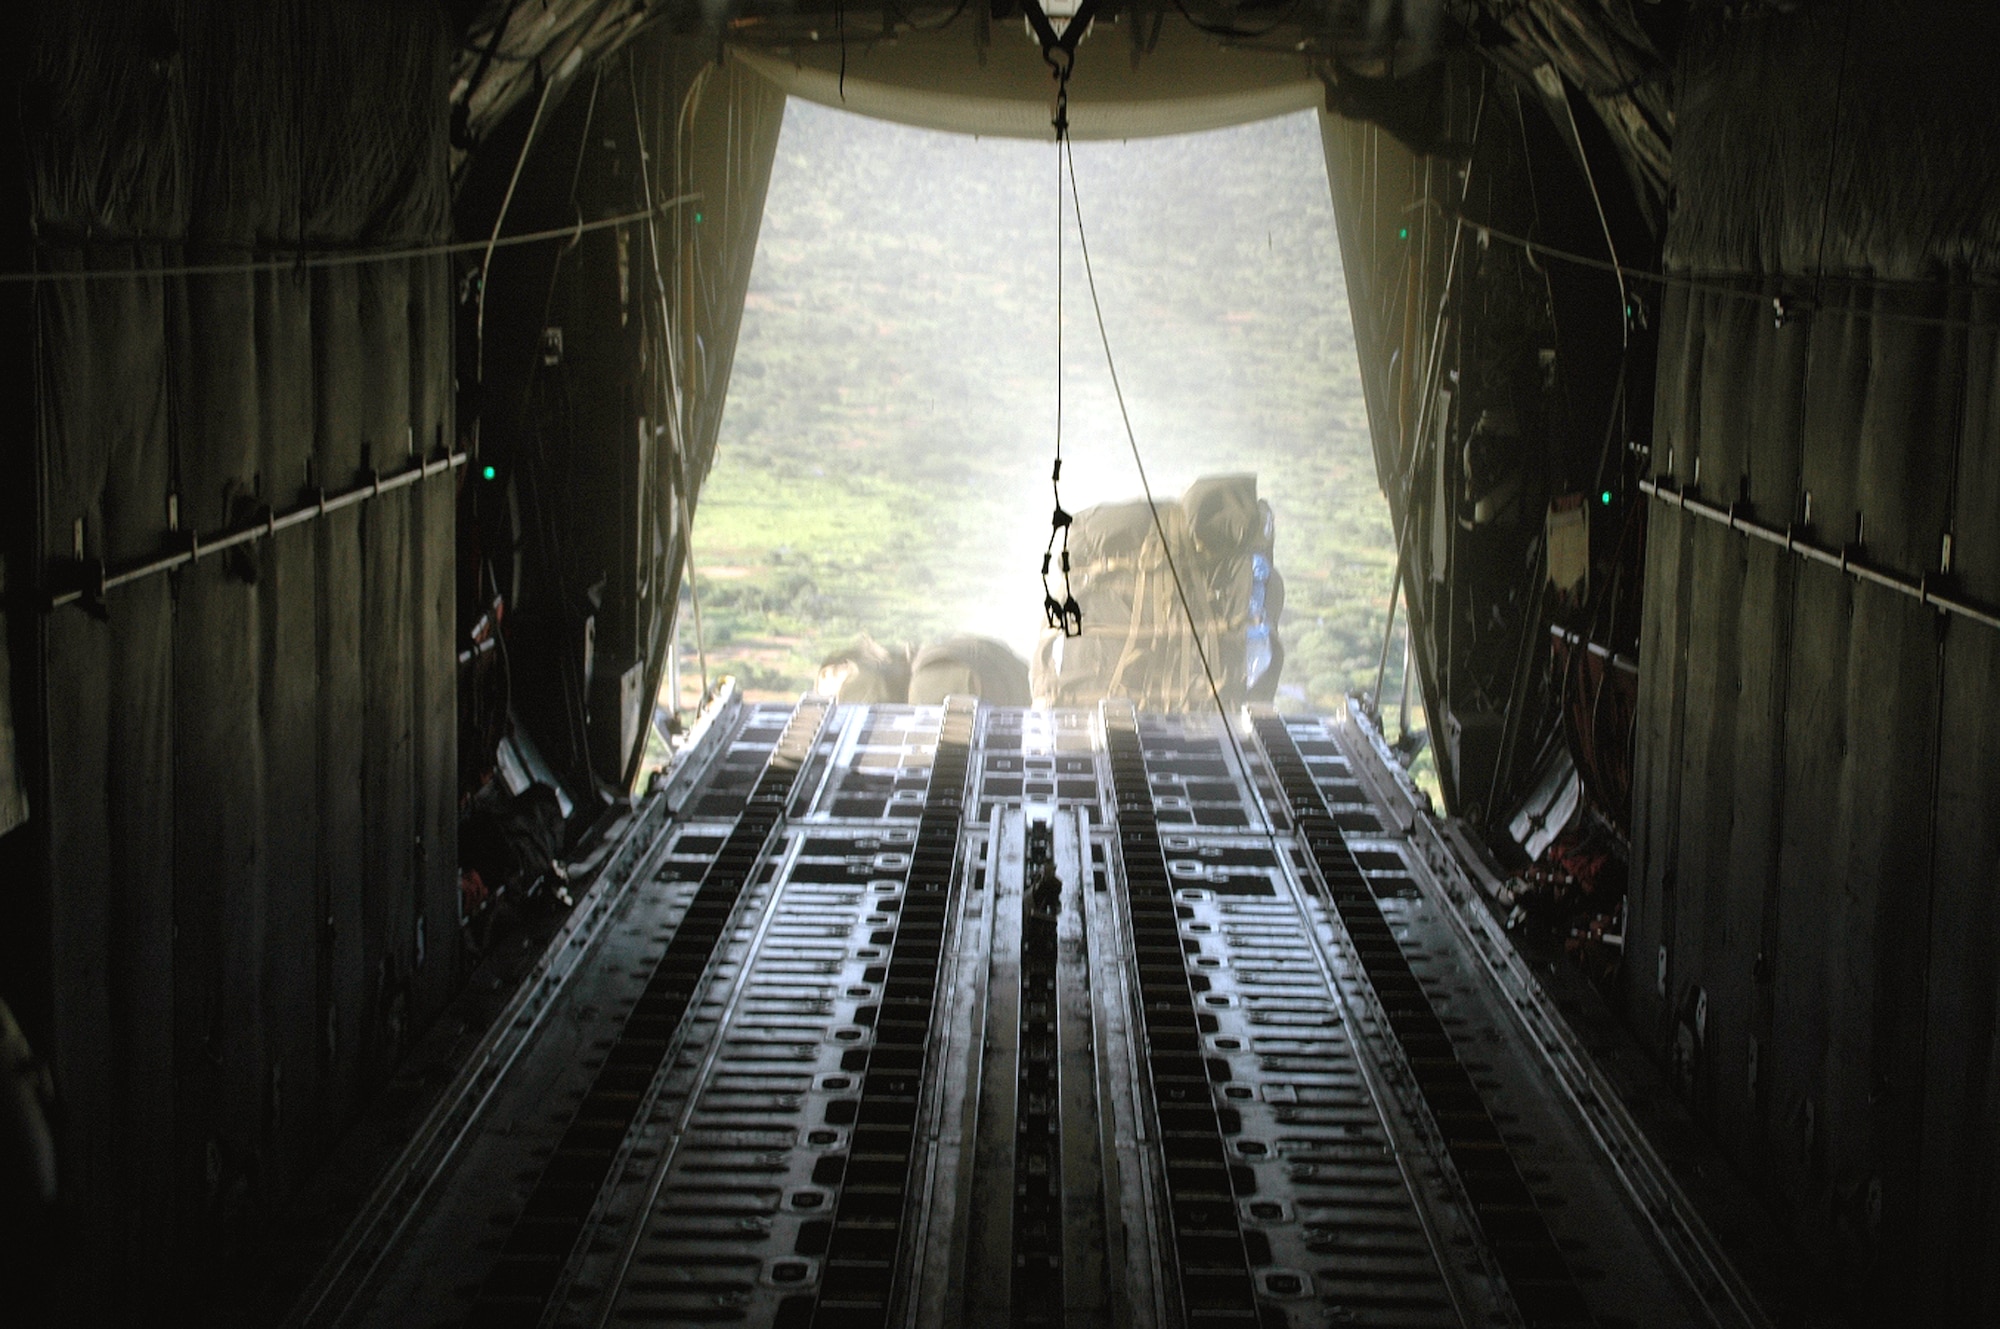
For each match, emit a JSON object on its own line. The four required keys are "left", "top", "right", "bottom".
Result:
{"left": 466, "top": 698, "right": 831, "bottom": 1328}
{"left": 292, "top": 699, "right": 1770, "bottom": 1329}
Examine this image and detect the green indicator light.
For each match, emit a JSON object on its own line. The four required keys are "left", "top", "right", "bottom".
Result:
{"left": 482, "top": 465, "right": 497, "bottom": 481}
{"left": 1600, "top": 490, "right": 1613, "bottom": 505}
{"left": 694, "top": 212, "right": 704, "bottom": 223}
{"left": 1397, "top": 227, "right": 1409, "bottom": 239}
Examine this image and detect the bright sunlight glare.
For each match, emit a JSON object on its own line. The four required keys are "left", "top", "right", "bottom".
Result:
{"left": 682, "top": 100, "right": 1423, "bottom": 765}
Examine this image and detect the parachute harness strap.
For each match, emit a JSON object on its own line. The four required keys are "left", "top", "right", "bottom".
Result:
{"left": 1041, "top": 37, "right": 1083, "bottom": 637}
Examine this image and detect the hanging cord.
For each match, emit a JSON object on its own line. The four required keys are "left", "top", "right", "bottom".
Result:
{"left": 1397, "top": 616, "right": 1415, "bottom": 744}
{"left": 476, "top": 69, "right": 558, "bottom": 402}
{"left": 629, "top": 67, "right": 711, "bottom": 714}
{"left": 1555, "top": 79, "right": 1629, "bottom": 351}
{"left": 1370, "top": 81, "right": 1486, "bottom": 725}
{"left": 1042, "top": 57, "right": 1082, "bottom": 638}
{"left": 1554, "top": 67, "right": 1639, "bottom": 562}
{"left": 1021, "top": 0, "right": 1102, "bottom": 639}
{"left": 679, "top": 492, "right": 712, "bottom": 701}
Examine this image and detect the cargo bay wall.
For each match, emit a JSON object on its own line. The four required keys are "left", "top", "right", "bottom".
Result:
{"left": 4, "top": 2, "right": 1998, "bottom": 1321}
{"left": 1626, "top": 7, "right": 2000, "bottom": 1317}
{"left": 0, "top": 6, "right": 791, "bottom": 1314}
{"left": 2, "top": 6, "right": 462, "bottom": 1315}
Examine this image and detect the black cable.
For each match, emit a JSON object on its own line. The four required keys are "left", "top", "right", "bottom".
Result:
{"left": 471, "top": 66, "right": 601, "bottom": 782}
{"left": 530, "top": 67, "right": 604, "bottom": 397}
{"left": 1041, "top": 62, "right": 1081, "bottom": 637}
{"left": 1168, "top": 0, "right": 1304, "bottom": 41}
{"left": 472, "top": 67, "right": 558, "bottom": 476}
{"left": 836, "top": 0, "right": 847, "bottom": 100}
{"left": 883, "top": 0, "right": 974, "bottom": 33}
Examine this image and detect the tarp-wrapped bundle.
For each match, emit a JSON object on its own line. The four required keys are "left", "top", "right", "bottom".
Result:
{"left": 816, "top": 636, "right": 916, "bottom": 703}
{"left": 1032, "top": 474, "right": 1284, "bottom": 712}
{"left": 817, "top": 633, "right": 1032, "bottom": 707}
{"left": 908, "top": 634, "right": 1033, "bottom": 707}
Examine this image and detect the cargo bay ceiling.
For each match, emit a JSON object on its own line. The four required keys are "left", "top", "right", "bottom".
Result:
{"left": 3, "top": 0, "right": 1997, "bottom": 1323}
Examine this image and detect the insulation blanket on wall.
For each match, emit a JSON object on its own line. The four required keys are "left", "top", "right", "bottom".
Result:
{"left": 1628, "top": 6, "right": 2000, "bottom": 1316}
{"left": 17, "top": 4, "right": 458, "bottom": 1314}
{"left": 0, "top": 555, "right": 24, "bottom": 837}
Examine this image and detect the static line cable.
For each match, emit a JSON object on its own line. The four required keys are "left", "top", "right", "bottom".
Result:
{"left": 1043, "top": 70, "right": 1082, "bottom": 639}
{"left": 1065, "top": 138, "right": 1250, "bottom": 753}
{"left": 1065, "top": 140, "right": 1302, "bottom": 931}
{"left": 1435, "top": 208, "right": 2000, "bottom": 333}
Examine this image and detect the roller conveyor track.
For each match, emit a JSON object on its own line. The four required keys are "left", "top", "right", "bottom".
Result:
{"left": 1101, "top": 703, "right": 1266, "bottom": 1327}
{"left": 807, "top": 697, "right": 976, "bottom": 1327}
{"left": 293, "top": 699, "right": 1766, "bottom": 1329}
{"left": 466, "top": 697, "right": 834, "bottom": 1328}
{"left": 1246, "top": 710, "right": 1591, "bottom": 1328}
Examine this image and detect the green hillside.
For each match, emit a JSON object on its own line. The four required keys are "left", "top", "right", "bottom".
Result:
{"left": 680, "top": 100, "right": 1428, "bottom": 778}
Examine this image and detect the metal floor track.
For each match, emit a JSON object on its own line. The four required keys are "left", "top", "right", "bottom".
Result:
{"left": 290, "top": 698, "right": 1769, "bottom": 1329}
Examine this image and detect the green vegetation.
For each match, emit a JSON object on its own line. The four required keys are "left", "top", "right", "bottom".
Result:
{"left": 678, "top": 101, "right": 1433, "bottom": 794}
